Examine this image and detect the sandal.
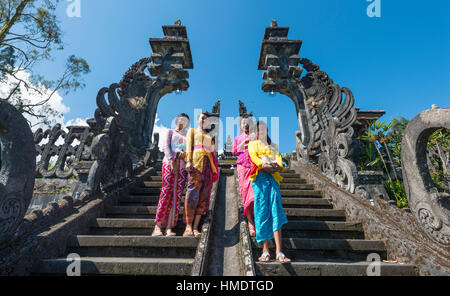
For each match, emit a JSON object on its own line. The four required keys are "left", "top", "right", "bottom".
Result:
{"left": 276, "top": 252, "right": 291, "bottom": 263}
{"left": 258, "top": 251, "right": 271, "bottom": 262}
{"left": 193, "top": 230, "right": 201, "bottom": 238}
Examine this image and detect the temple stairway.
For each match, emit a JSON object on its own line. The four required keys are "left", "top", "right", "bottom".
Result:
{"left": 34, "top": 170, "right": 199, "bottom": 276}
{"left": 33, "top": 168, "right": 418, "bottom": 276}
{"left": 252, "top": 170, "right": 418, "bottom": 276}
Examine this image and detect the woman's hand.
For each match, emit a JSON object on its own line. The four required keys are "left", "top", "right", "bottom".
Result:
{"left": 186, "top": 161, "right": 193, "bottom": 173}
{"left": 271, "top": 163, "right": 283, "bottom": 173}
{"left": 169, "top": 159, "right": 178, "bottom": 174}
{"left": 178, "top": 152, "right": 186, "bottom": 160}
{"left": 262, "top": 163, "right": 275, "bottom": 173}
{"left": 239, "top": 139, "right": 247, "bottom": 150}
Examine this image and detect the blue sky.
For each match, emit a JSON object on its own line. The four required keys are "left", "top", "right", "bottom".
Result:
{"left": 37, "top": 0, "right": 449, "bottom": 152}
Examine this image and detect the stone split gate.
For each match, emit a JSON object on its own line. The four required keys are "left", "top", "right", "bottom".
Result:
{"left": 0, "top": 21, "right": 448, "bottom": 276}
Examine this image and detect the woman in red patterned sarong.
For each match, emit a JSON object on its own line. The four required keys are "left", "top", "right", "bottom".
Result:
{"left": 152, "top": 114, "right": 190, "bottom": 237}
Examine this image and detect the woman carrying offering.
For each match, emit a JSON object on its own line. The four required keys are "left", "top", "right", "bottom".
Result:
{"left": 248, "top": 121, "right": 291, "bottom": 263}
{"left": 183, "top": 112, "right": 219, "bottom": 238}
{"left": 153, "top": 113, "right": 190, "bottom": 237}
{"left": 232, "top": 115, "right": 257, "bottom": 236}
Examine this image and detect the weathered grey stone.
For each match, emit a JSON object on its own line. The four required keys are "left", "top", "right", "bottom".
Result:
{"left": 36, "top": 257, "right": 194, "bottom": 276}
{"left": 401, "top": 108, "right": 450, "bottom": 245}
{"left": 292, "top": 160, "right": 450, "bottom": 275}
{"left": 0, "top": 100, "right": 36, "bottom": 247}
{"left": 234, "top": 170, "right": 256, "bottom": 276}
{"left": 255, "top": 261, "right": 417, "bottom": 276}
{"left": 191, "top": 171, "right": 220, "bottom": 276}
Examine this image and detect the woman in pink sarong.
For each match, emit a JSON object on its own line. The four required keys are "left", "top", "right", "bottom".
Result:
{"left": 233, "top": 115, "right": 257, "bottom": 236}
{"left": 152, "top": 113, "right": 190, "bottom": 237}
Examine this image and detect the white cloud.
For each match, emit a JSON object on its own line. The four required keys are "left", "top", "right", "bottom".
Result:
{"left": 0, "top": 69, "right": 70, "bottom": 130}
{"left": 152, "top": 113, "right": 171, "bottom": 152}
{"left": 65, "top": 117, "right": 89, "bottom": 127}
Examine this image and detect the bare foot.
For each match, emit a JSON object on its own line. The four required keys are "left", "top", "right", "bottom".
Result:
{"left": 193, "top": 229, "right": 201, "bottom": 238}
{"left": 152, "top": 226, "right": 163, "bottom": 237}
{"left": 183, "top": 228, "right": 194, "bottom": 237}
{"left": 166, "top": 229, "right": 176, "bottom": 237}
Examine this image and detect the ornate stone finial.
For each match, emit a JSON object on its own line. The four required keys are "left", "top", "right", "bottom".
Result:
{"left": 238, "top": 100, "right": 253, "bottom": 118}
{"left": 96, "top": 23, "right": 193, "bottom": 159}
{"left": 212, "top": 99, "right": 221, "bottom": 115}
{"left": 271, "top": 20, "right": 278, "bottom": 27}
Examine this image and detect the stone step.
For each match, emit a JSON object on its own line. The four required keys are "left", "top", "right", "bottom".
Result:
{"left": 280, "top": 173, "right": 301, "bottom": 178}
{"left": 146, "top": 175, "right": 162, "bottom": 181}
{"left": 68, "top": 235, "right": 198, "bottom": 248}
{"left": 130, "top": 187, "right": 162, "bottom": 195}
{"left": 254, "top": 261, "right": 417, "bottom": 276}
{"left": 281, "top": 198, "right": 333, "bottom": 209}
{"left": 93, "top": 218, "right": 182, "bottom": 228}
{"left": 284, "top": 221, "right": 363, "bottom": 232}
{"left": 66, "top": 235, "right": 198, "bottom": 258}
{"left": 143, "top": 181, "right": 163, "bottom": 187}
{"left": 282, "top": 178, "right": 307, "bottom": 184}
{"left": 145, "top": 173, "right": 306, "bottom": 183}
{"left": 36, "top": 257, "right": 193, "bottom": 276}
{"left": 281, "top": 190, "right": 322, "bottom": 198}
{"left": 280, "top": 183, "right": 314, "bottom": 190}
{"left": 282, "top": 221, "right": 364, "bottom": 239}
{"left": 89, "top": 218, "right": 184, "bottom": 235}
{"left": 284, "top": 208, "right": 347, "bottom": 221}
{"left": 221, "top": 168, "right": 235, "bottom": 175}
{"left": 138, "top": 182, "right": 315, "bottom": 191}
{"left": 106, "top": 206, "right": 182, "bottom": 219}
{"left": 119, "top": 196, "right": 185, "bottom": 207}
{"left": 251, "top": 238, "right": 387, "bottom": 261}
{"left": 122, "top": 195, "right": 160, "bottom": 203}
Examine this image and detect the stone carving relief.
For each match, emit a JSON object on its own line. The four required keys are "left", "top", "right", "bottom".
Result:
{"left": 401, "top": 108, "right": 450, "bottom": 244}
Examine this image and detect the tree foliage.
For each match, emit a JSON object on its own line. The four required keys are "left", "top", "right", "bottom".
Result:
{"left": 358, "top": 117, "right": 449, "bottom": 208}
{"left": 0, "top": 0, "right": 90, "bottom": 127}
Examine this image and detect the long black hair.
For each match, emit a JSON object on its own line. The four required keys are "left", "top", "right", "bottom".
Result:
{"left": 256, "top": 121, "right": 272, "bottom": 145}
{"left": 198, "top": 112, "right": 216, "bottom": 133}
{"left": 178, "top": 113, "right": 190, "bottom": 120}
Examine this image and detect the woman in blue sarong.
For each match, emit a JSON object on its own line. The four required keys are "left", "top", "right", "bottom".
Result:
{"left": 248, "top": 121, "right": 291, "bottom": 263}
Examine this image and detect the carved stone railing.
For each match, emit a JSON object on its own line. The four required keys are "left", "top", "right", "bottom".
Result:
{"left": 34, "top": 124, "right": 92, "bottom": 180}
{"left": 0, "top": 100, "right": 36, "bottom": 246}
{"left": 401, "top": 108, "right": 450, "bottom": 245}
{"left": 258, "top": 21, "right": 358, "bottom": 193}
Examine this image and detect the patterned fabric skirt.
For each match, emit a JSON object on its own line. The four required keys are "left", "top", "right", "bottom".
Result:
{"left": 252, "top": 172, "right": 288, "bottom": 244}
{"left": 155, "top": 159, "right": 187, "bottom": 227}
{"left": 236, "top": 164, "right": 255, "bottom": 217}
{"left": 183, "top": 156, "right": 213, "bottom": 224}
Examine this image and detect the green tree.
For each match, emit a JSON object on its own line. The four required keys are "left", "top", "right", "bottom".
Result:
{"left": 0, "top": 0, "right": 90, "bottom": 127}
